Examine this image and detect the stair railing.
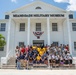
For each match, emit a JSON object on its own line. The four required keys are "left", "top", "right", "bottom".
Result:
{"left": 1, "top": 50, "right": 12, "bottom": 68}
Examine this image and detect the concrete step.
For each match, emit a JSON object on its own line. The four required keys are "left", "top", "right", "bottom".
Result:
{"left": 33, "top": 64, "right": 48, "bottom": 69}
{"left": 7, "top": 57, "right": 16, "bottom": 65}
{"left": 2, "top": 65, "right": 16, "bottom": 69}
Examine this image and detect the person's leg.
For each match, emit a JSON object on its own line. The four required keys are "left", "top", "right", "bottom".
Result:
{"left": 18, "top": 61, "right": 21, "bottom": 69}
{"left": 17, "top": 61, "right": 21, "bottom": 69}
{"left": 17, "top": 61, "right": 19, "bottom": 69}
{"left": 20, "top": 59, "right": 24, "bottom": 69}
{"left": 15, "top": 59, "right": 17, "bottom": 67}
{"left": 24, "top": 60, "right": 27, "bottom": 69}
{"left": 40, "top": 59, "right": 44, "bottom": 64}
{"left": 37, "top": 60, "right": 40, "bottom": 64}
{"left": 33, "top": 59, "right": 36, "bottom": 64}
{"left": 69, "top": 60, "right": 72, "bottom": 67}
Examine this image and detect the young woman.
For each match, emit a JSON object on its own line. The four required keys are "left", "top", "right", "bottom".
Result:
{"left": 15, "top": 46, "right": 20, "bottom": 66}
{"left": 60, "top": 56, "right": 64, "bottom": 66}
{"left": 55, "top": 55, "right": 60, "bottom": 64}
{"left": 64, "top": 55, "right": 68, "bottom": 64}
{"left": 15, "top": 46, "right": 20, "bottom": 57}
{"left": 68, "top": 55, "right": 73, "bottom": 65}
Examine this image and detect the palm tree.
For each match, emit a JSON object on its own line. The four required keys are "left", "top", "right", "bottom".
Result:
{"left": 0, "top": 34, "right": 6, "bottom": 49}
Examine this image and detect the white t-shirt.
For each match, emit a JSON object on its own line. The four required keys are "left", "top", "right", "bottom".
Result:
{"left": 55, "top": 56, "right": 58, "bottom": 60}
{"left": 15, "top": 49, "right": 19, "bottom": 54}
{"left": 54, "top": 48, "right": 57, "bottom": 52}
{"left": 60, "top": 56, "right": 63, "bottom": 60}
{"left": 52, "top": 55, "right": 55, "bottom": 59}
{"left": 59, "top": 48, "right": 61, "bottom": 51}
{"left": 64, "top": 48, "right": 67, "bottom": 51}
{"left": 48, "top": 55, "right": 52, "bottom": 60}
{"left": 64, "top": 56, "right": 68, "bottom": 60}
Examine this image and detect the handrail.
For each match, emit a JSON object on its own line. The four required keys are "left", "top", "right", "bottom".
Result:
{"left": 1, "top": 50, "right": 12, "bottom": 68}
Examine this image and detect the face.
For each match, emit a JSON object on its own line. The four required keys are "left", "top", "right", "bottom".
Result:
{"left": 16, "top": 54, "right": 19, "bottom": 57}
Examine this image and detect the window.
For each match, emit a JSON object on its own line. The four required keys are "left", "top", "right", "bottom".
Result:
{"left": 69, "top": 14, "right": 73, "bottom": 19}
{"left": 19, "top": 23, "right": 25, "bottom": 31}
{"left": 0, "top": 23, "right": 6, "bottom": 31}
{"left": 53, "top": 42, "right": 59, "bottom": 46}
{"left": 35, "top": 7, "right": 41, "bottom": 9}
{"left": 5, "top": 15, "right": 9, "bottom": 19}
{"left": 52, "top": 23, "right": 58, "bottom": 31}
{"left": 0, "top": 47, "right": 4, "bottom": 51}
{"left": 19, "top": 42, "right": 24, "bottom": 47}
{"left": 74, "top": 42, "right": 76, "bottom": 51}
{"left": 36, "top": 23, "right": 41, "bottom": 31}
{"left": 72, "top": 23, "right": 76, "bottom": 31}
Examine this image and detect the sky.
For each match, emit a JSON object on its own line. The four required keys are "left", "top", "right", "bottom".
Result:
{"left": 0, "top": 0, "right": 76, "bottom": 19}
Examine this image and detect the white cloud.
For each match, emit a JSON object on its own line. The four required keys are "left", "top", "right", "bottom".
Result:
{"left": 11, "top": 0, "right": 17, "bottom": 3}
{"left": 54, "top": 0, "right": 69, "bottom": 3}
{"left": 54, "top": 0, "right": 76, "bottom": 11}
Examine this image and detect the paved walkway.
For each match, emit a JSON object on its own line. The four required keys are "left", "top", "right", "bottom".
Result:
{"left": 0, "top": 69, "right": 76, "bottom": 75}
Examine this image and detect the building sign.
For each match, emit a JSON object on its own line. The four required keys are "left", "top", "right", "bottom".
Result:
{"left": 13, "top": 14, "right": 64, "bottom": 17}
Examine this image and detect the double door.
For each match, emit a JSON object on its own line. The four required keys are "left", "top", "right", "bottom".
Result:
{"left": 33, "top": 40, "right": 44, "bottom": 46}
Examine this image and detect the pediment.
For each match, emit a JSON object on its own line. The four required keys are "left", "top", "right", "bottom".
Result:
{"left": 11, "top": 1, "right": 66, "bottom": 13}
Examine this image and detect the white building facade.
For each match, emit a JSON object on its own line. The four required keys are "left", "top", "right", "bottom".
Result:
{"left": 0, "top": 1, "right": 76, "bottom": 63}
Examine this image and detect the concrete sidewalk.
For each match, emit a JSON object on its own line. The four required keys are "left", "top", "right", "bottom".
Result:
{"left": 0, "top": 69, "right": 76, "bottom": 75}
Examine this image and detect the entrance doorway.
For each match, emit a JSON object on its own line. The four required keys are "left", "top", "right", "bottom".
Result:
{"left": 33, "top": 40, "right": 44, "bottom": 46}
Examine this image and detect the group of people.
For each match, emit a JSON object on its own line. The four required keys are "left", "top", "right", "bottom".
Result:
{"left": 15, "top": 44, "right": 73, "bottom": 69}
{"left": 48, "top": 44, "right": 72, "bottom": 66}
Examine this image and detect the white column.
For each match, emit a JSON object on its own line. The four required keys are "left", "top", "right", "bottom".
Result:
{"left": 6, "top": 16, "right": 11, "bottom": 55}
{"left": 67, "top": 12, "right": 72, "bottom": 55}
{"left": 47, "top": 18, "right": 51, "bottom": 46}
{"left": 27, "top": 18, "right": 30, "bottom": 46}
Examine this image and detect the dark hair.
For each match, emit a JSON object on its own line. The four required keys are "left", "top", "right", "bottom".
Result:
{"left": 16, "top": 46, "right": 19, "bottom": 49}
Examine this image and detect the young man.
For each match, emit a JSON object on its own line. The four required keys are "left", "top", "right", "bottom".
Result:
{"left": 19, "top": 52, "right": 25, "bottom": 69}
{"left": 64, "top": 55, "right": 68, "bottom": 64}
{"left": 60, "top": 56, "right": 64, "bottom": 66}
{"left": 36, "top": 54, "right": 41, "bottom": 64}
{"left": 16, "top": 54, "right": 21, "bottom": 69}
{"left": 32, "top": 53, "right": 37, "bottom": 64}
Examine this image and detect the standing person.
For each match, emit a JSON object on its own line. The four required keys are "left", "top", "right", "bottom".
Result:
{"left": 47, "top": 46, "right": 50, "bottom": 55}
{"left": 36, "top": 54, "right": 41, "bottom": 64}
{"left": 25, "top": 46, "right": 28, "bottom": 54}
{"left": 64, "top": 55, "right": 68, "bottom": 65}
{"left": 51, "top": 54, "right": 55, "bottom": 65}
{"left": 21, "top": 46, "right": 25, "bottom": 54}
{"left": 55, "top": 55, "right": 59, "bottom": 65}
{"left": 60, "top": 56, "right": 64, "bottom": 66}
{"left": 32, "top": 53, "right": 37, "bottom": 64}
{"left": 68, "top": 54, "right": 73, "bottom": 66}
{"left": 24, "top": 53, "right": 29, "bottom": 69}
{"left": 19, "top": 52, "right": 25, "bottom": 69}
{"left": 15, "top": 46, "right": 20, "bottom": 57}
{"left": 16, "top": 54, "right": 21, "bottom": 70}
{"left": 15, "top": 46, "right": 20, "bottom": 66}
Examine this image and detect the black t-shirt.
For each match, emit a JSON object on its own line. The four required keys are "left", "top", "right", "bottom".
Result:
{"left": 19, "top": 55, "right": 25, "bottom": 59}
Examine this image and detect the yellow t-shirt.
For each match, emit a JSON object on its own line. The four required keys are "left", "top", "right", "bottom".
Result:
{"left": 39, "top": 51, "right": 44, "bottom": 56}
{"left": 37, "top": 48, "right": 41, "bottom": 52}
{"left": 41, "top": 48, "right": 46, "bottom": 53}
{"left": 36, "top": 55, "right": 41, "bottom": 61}
{"left": 42, "top": 48, "right": 46, "bottom": 53}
